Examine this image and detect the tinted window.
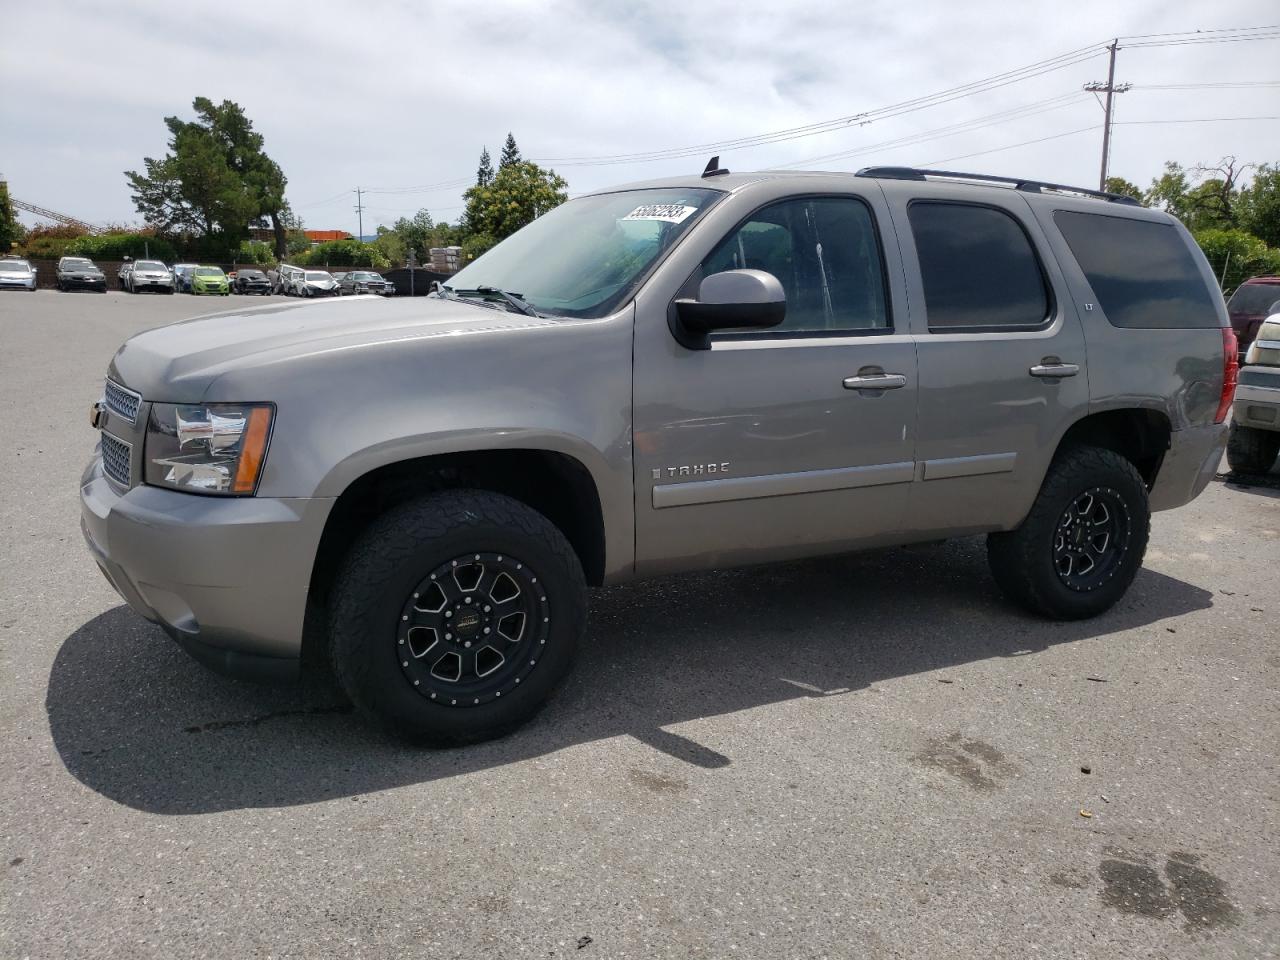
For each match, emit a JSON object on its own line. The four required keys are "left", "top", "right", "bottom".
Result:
{"left": 702, "top": 196, "right": 889, "bottom": 335}
{"left": 908, "top": 202, "right": 1049, "bottom": 329}
{"left": 1227, "top": 283, "right": 1280, "bottom": 315}
{"left": 1054, "top": 211, "right": 1220, "bottom": 328}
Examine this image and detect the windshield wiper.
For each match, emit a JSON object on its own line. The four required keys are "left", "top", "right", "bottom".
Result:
{"left": 448, "top": 286, "right": 541, "bottom": 318}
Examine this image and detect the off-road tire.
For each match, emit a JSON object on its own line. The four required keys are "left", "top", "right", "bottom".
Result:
{"left": 987, "top": 445, "right": 1149, "bottom": 620}
{"left": 1226, "top": 422, "right": 1280, "bottom": 476}
{"left": 329, "top": 490, "right": 587, "bottom": 745}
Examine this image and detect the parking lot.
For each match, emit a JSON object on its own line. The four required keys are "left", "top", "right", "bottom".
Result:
{"left": 1, "top": 289, "right": 1278, "bottom": 959}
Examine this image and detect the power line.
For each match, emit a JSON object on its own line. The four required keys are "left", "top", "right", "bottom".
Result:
{"left": 533, "top": 41, "right": 1111, "bottom": 165}
{"left": 1116, "top": 115, "right": 1280, "bottom": 124}
{"left": 775, "top": 92, "right": 1091, "bottom": 169}
{"left": 921, "top": 126, "right": 1102, "bottom": 167}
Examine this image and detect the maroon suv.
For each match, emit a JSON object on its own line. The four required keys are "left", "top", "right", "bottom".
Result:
{"left": 1227, "top": 276, "right": 1280, "bottom": 362}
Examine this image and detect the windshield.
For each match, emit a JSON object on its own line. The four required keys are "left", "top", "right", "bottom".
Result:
{"left": 0, "top": 261, "right": 29, "bottom": 273}
{"left": 194, "top": 267, "right": 224, "bottom": 278}
{"left": 63, "top": 258, "right": 93, "bottom": 269}
{"left": 1228, "top": 283, "right": 1280, "bottom": 314}
{"left": 446, "top": 187, "right": 724, "bottom": 318}
{"left": 352, "top": 272, "right": 379, "bottom": 280}
{"left": 135, "top": 261, "right": 166, "bottom": 272}
{"left": 305, "top": 271, "right": 331, "bottom": 281}
{"left": 240, "top": 270, "right": 265, "bottom": 279}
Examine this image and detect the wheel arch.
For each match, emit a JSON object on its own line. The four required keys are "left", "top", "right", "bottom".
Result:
{"left": 309, "top": 447, "right": 611, "bottom": 621}
{"left": 1052, "top": 407, "right": 1173, "bottom": 488}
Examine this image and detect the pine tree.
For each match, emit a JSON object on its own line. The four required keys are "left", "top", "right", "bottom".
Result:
{"left": 499, "top": 133, "right": 521, "bottom": 169}
{"left": 476, "top": 147, "right": 494, "bottom": 187}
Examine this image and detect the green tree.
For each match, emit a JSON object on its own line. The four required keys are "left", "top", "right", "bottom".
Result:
{"left": 125, "top": 97, "right": 291, "bottom": 258}
{"left": 0, "top": 181, "right": 19, "bottom": 252}
{"left": 1103, "top": 177, "right": 1143, "bottom": 201}
{"left": 1238, "top": 163, "right": 1280, "bottom": 248}
{"left": 476, "top": 147, "right": 494, "bottom": 187}
{"left": 1145, "top": 162, "right": 1191, "bottom": 220}
{"left": 460, "top": 160, "right": 568, "bottom": 259}
{"left": 499, "top": 133, "right": 522, "bottom": 169}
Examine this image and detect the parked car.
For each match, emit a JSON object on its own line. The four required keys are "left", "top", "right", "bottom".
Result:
{"left": 1227, "top": 276, "right": 1280, "bottom": 363}
{"left": 338, "top": 270, "right": 392, "bottom": 296}
{"left": 276, "top": 264, "right": 304, "bottom": 295}
{"left": 172, "top": 263, "right": 198, "bottom": 293}
{"left": 294, "top": 269, "right": 339, "bottom": 297}
{"left": 126, "top": 259, "right": 174, "bottom": 294}
{"left": 233, "top": 268, "right": 272, "bottom": 295}
{"left": 57, "top": 256, "right": 107, "bottom": 292}
{"left": 331, "top": 272, "right": 349, "bottom": 287}
{"left": 0, "top": 257, "right": 38, "bottom": 291}
{"left": 82, "top": 164, "right": 1235, "bottom": 745}
{"left": 1228, "top": 306, "right": 1280, "bottom": 475}
{"left": 189, "top": 266, "right": 230, "bottom": 296}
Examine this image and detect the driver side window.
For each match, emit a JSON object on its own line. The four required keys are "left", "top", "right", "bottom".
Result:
{"left": 702, "top": 196, "right": 890, "bottom": 336}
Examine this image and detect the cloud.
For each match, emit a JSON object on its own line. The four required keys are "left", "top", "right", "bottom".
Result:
{"left": 2, "top": 0, "right": 1276, "bottom": 231}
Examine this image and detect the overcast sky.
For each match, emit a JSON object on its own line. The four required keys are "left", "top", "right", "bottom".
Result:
{"left": 2, "top": 0, "right": 1276, "bottom": 234}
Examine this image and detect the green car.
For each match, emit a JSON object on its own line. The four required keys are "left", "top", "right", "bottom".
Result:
{"left": 190, "top": 266, "right": 230, "bottom": 296}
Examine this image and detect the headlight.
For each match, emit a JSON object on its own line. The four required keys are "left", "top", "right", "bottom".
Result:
{"left": 145, "top": 402, "right": 274, "bottom": 495}
{"left": 1246, "top": 320, "right": 1280, "bottom": 366}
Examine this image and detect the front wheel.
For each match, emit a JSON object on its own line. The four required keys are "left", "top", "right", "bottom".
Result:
{"left": 1226, "top": 423, "right": 1280, "bottom": 476}
{"left": 329, "top": 490, "right": 587, "bottom": 745}
{"left": 987, "top": 445, "right": 1149, "bottom": 620}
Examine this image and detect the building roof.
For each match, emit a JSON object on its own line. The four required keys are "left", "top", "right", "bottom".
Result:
{"left": 305, "top": 230, "right": 352, "bottom": 243}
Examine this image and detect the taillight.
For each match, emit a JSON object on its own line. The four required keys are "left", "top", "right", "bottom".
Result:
{"left": 1216, "top": 327, "right": 1239, "bottom": 424}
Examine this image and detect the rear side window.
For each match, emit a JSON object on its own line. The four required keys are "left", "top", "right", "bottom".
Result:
{"left": 1053, "top": 211, "right": 1220, "bottom": 328}
{"left": 908, "top": 201, "right": 1050, "bottom": 330}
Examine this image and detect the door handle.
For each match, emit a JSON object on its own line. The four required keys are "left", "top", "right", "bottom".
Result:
{"left": 1029, "top": 361, "right": 1080, "bottom": 379}
{"left": 843, "top": 373, "right": 907, "bottom": 391}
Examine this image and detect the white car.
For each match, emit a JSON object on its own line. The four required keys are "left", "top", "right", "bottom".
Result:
{"left": 125, "top": 259, "right": 175, "bottom": 294}
{"left": 292, "top": 269, "right": 338, "bottom": 297}
{"left": 0, "top": 258, "right": 37, "bottom": 291}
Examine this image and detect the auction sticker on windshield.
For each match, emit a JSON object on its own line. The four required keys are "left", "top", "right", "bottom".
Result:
{"left": 622, "top": 204, "right": 698, "bottom": 224}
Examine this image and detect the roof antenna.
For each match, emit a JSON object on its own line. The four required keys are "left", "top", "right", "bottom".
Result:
{"left": 702, "top": 155, "right": 729, "bottom": 178}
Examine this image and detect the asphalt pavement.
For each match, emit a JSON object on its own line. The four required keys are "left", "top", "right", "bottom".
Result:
{"left": 2, "top": 289, "right": 1278, "bottom": 959}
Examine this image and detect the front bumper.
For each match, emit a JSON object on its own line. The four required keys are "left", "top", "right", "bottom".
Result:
{"left": 1232, "top": 365, "right": 1280, "bottom": 432}
{"left": 63, "top": 276, "right": 106, "bottom": 287}
{"left": 80, "top": 452, "right": 333, "bottom": 682}
{"left": 0, "top": 278, "right": 36, "bottom": 290}
{"left": 192, "top": 283, "right": 229, "bottom": 295}
{"left": 133, "top": 277, "right": 173, "bottom": 290}
{"left": 1147, "top": 421, "right": 1229, "bottom": 512}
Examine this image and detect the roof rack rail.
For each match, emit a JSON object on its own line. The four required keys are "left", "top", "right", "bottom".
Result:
{"left": 854, "top": 166, "right": 1143, "bottom": 206}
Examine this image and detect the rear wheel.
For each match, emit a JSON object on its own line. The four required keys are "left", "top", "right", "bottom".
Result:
{"left": 1226, "top": 423, "right": 1280, "bottom": 476}
{"left": 988, "top": 445, "right": 1149, "bottom": 620}
{"left": 329, "top": 490, "right": 587, "bottom": 745}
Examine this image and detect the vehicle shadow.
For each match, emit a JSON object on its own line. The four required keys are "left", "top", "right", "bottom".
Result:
{"left": 46, "top": 537, "right": 1213, "bottom": 815}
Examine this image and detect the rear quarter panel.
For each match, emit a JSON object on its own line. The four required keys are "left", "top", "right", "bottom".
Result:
{"left": 1025, "top": 197, "right": 1228, "bottom": 431}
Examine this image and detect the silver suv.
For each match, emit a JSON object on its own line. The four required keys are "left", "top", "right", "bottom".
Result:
{"left": 81, "top": 165, "right": 1235, "bottom": 744}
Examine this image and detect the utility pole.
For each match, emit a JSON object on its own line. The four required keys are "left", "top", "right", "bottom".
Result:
{"left": 1084, "top": 41, "right": 1131, "bottom": 191}
{"left": 354, "top": 187, "right": 364, "bottom": 241}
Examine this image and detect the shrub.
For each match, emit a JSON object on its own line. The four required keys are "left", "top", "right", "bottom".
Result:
{"left": 238, "top": 240, "right": 276, "bottom": 266}
{"left": 1193, "top": 228, "right": 1280, "bottom": 291}
{"left": 298, "top": 238, "right": 390, "bottom": 268}
{"left": 66, "top": 232, "right": 178, "bottom": 262}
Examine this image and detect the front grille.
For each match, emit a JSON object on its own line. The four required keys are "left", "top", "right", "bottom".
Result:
{"left": 100, "top": 432, "right": 132, "bottom": 486}
{"left": 104, "top": 379, "right": 141, "bottom": 423}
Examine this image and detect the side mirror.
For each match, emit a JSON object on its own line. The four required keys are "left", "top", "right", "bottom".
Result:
{"left": 673, "top": 269, "right": 785, "bottom": 349}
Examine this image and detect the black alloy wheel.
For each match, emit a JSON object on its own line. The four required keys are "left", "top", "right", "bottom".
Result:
{"left": 1052, "top": 487, "right": 1131, "bottom": 592}
{"left": 396, "top": 553, "right": 550, "bottom": 707}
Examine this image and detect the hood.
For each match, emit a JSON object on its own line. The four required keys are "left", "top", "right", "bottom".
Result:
{"left": 63, "top": 267, "right": 103, "bottom": 277}
{"left": 108, "top": 295, "right": 557, "bottom": 400}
